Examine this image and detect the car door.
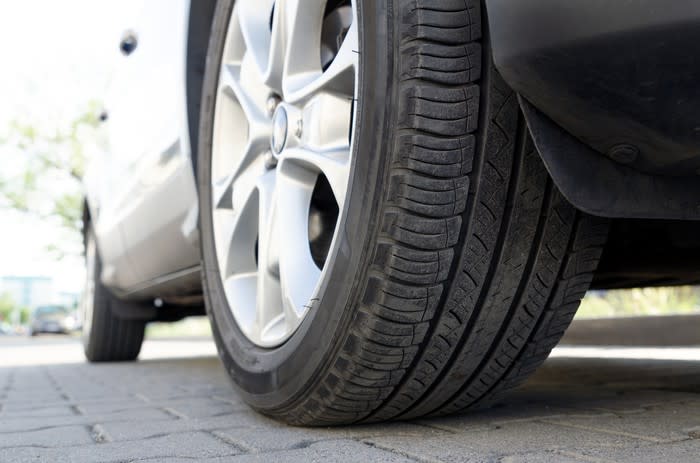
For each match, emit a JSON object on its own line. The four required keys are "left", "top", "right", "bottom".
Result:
{"left": 93, "top": 0, "right": 200, "bottom": 294}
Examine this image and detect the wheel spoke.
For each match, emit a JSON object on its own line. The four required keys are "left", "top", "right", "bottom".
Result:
{"left": 254, "top": 171, "right": 286, "bottom": 344}
{"left": 213, "top": 155, "right": 265, "bottom": 279}
{"left": 285, "top": 19, "right": 358, "bottom": 104}
{"left": 212, "top": 172, "right": 236, "bottom": 210}
{"left": 280, "top": 147, "right": 350, "bottom": 208}
{"left": 212, "top": 136, "right": 267, "bottom": 209}
{"left": 263, "top": 1, "right": 286, "bottom": 93}
{"left": 266, "top": 0, "right": 326, "bottom": 98}
{"left": 302, "top": 93, "right": 353, "bottom": 153}
{"left": 235, "top": 0, "right": 275, "bottom": 79}
{"left": 223, "top": 273, "right": 257, "bottom": 335}
{"left": 220, "top": 63, "right": 269, "bottom": 129}
{"left": 275, "top": 165, "right": 322, "bottom": 323}
{"left": 213, "top": 183, "right": 258, "bottom": 279}
{"left": 214, "top": 63, "right": 269, "bottom": 209}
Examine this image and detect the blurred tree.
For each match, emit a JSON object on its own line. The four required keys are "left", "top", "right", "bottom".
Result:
{"left": 0, "top": 293, "right": 35, "bottom": 327}
{"left": 0, "top": 102, "right": 102, "bottom": 257}
{"left": 19, "top": 307, "right": 32, "bottom": 325}
{"left": 0, "top": 292, "right": 15, "bottom": 323}
{"left": 578, "top": 286, "right": 700, "bottom": 318}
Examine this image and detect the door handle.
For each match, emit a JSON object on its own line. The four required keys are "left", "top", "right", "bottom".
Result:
{"left": 120, "top": 31, "right": 138, "bottom": 56}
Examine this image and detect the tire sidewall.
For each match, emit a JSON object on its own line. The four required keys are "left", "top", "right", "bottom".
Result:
{"left": 82, "top": 228, "right": 99, "bottom": 351}
{"left": 198, "top": 0, "right": 395, "bottom": 411}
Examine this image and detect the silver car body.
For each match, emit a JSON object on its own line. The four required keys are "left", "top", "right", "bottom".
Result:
{"left": 84, "top": 0, "right": 200, "bottom": 299}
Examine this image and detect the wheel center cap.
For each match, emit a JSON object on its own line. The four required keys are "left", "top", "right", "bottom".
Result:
{"left": 271, "top": 106, "right": 288, "bottom": 156}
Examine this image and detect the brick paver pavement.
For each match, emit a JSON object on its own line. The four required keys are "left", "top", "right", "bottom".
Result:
{"left": 1, "top": 337, "right": 699, "bottom": 462}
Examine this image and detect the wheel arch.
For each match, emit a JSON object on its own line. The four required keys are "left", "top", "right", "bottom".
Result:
{"left": 185, "top": 0, "right": 218, "bottom": 178}
{"left": 486, "top": 0, "right": 700, "bottom": 220}
{"left": 82, "top": 198, "right": 91, "bottom": 246}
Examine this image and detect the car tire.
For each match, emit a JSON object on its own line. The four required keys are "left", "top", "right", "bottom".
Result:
{"left": 82, "top": 228, "right": 146, "bottom": 362}
{"left": 199, "top": 0, "right": 609, "bottom": 425}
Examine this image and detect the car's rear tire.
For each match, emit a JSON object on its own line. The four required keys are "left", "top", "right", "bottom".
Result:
{"left": 82, "top": 229, "right": 146, "bottom": 362}
{"left": 199, "top": 0, "right": 609, "bottom": 425}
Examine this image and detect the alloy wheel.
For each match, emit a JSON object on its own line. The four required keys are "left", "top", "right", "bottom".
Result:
{"left": 210, "top": 0, "right": 359, "bottom": 347}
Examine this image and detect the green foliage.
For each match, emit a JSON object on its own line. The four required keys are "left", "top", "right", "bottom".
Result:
{"left": 19, "top": 307, "right": 31, "bottom": 325}
{"left": 578, "top": 286, "right": 700, "bottom": 319}
{"left": 0, "top": 292, "right": 30, "bottom": 325}
{"left": 0, "top": 101, "right": 102, "bottom": 257}
{"left": 0, "top": 292, "right": 15, "bottom": 322}
{"left": 146, "top": 318, "right": 213, "bottom": 339}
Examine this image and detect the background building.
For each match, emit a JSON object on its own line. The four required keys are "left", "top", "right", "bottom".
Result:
{"left": 0, "top": 275, "right": 53, "bottom": 309}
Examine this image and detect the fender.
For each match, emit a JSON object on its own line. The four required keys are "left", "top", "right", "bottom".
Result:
{"left": 185, "top": 0, "right": 217, "bottom": 177}
{"left": 487, "top": 0, "right": 700, "bottom": 219}
{"left": 520, "top": 98, "right": 700, "bottom": 220}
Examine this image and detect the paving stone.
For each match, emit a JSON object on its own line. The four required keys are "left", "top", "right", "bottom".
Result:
{"left": 0, "top": 405, "right": 76, "bottom": 419}
{"left": 100, "top": 412, "right": 274, "bottom": 442}
{"left": 155, "top": 396, "right": 246, "bottom": 418}
{"left": 144, "top": 439, "right": 415, "bottom": 463}
{"left": 233, "top": 439, "right": 416, "bottom": 462}
{"left": 74, "top": 396, "right": 245, "bottom": 416}
{"left": 502, "top": 386, "right": 700, "bottom": 415}
{"left": 543, "top": 401, "right": 700, "bottom": 443}
{"left": 213, "top": 421, "right": 443, "bottom": 453}
{"left": 0, "top": 396, "right": 144, "bottom": 413}
{"left": 0, "top": 338, "right": 698, "bottom": 462}
{"left": 0, "top": 425, "right": 94, "bottom": 448}
{"left": 0, "top": 408, "right": 174, "bottom": 433}
{"left": 498, "top": 451, "right": 585, "bottom": 463}
{"left": 0, "top": 431, "right": 241, "bottom": 463}
{"left": 417, "top": 399, "right": 599, "bottom": 433}
{"left": 4, "top": 391, "right": 66, "bottom": 403}
{"left": 365, "top": 421, "right": 648, "bottom": 462}
{"left": 570, "top": 438, "right": 700, "bottom": 463}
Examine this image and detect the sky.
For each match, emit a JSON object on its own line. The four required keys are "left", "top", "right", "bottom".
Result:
{"left": 0, "top": 1, "right": 138, "bottom": 293}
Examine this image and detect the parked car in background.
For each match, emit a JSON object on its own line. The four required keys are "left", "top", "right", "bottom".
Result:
{"left": 30, "top": 305, "right": 77, "bottom": 336}
{"left": 82, "top": 0, "right": 700, "bottom": 425}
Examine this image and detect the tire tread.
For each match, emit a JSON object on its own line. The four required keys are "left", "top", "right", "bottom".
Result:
{"left": 244, "top": 0, "right": 608, "bottom": 425}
